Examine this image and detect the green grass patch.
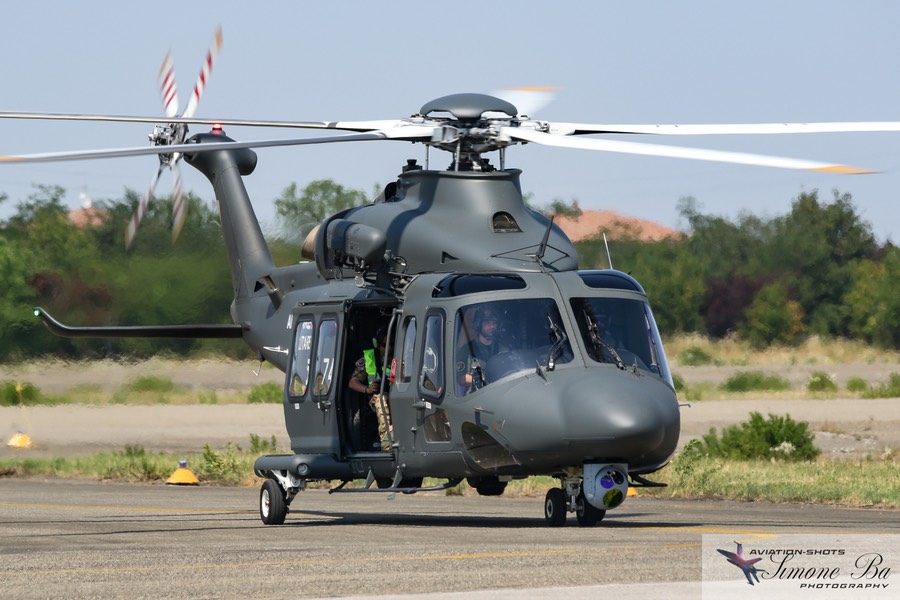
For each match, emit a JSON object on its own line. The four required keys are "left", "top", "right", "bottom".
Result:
{"left": 862, "top": 372, "right": 900, "bottom": 398}
{"left": 645, "top": 454, "right": 899, "bottom": 507}
{"left": 0, "top": 435, "right": 281, "bottom": 486}
{"left": 720, "top": 370, "right": 791, "bottom": 393}
{"left": 126, "top": 375, "right": 175, "bottom": 393}
{"left": 247, "top": 382, "right": 283, "bottom": 404}
{"left": 677, "top": 346, "right": 718, "bottom": 367}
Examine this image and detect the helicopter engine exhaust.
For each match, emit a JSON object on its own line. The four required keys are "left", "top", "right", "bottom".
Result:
{"left": 582, "top": 463, "right": 629, "bottom": 510}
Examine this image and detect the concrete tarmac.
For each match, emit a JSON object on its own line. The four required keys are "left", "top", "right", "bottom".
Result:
{"left": 0, "top": 479, "right": 896, "bottom": 599}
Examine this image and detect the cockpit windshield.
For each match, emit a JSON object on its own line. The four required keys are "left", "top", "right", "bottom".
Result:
{"left": 454, "top": 298, "right": 573, "bottom": 396}
{"left": 570, "top": 297, "right": 672, "bottom": 385}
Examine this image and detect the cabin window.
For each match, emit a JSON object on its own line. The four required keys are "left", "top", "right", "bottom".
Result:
{"left": 312, "top": 318, "right": 338, "bottom": 397}
{"left": 290, "top": 319, "right": 314, "bottom": 398}
{"left": 570, "top": 297, "right": 672, "bottom": 385}
{"left": 454, "top": 298, "right": 573, "bottom": 396}
{"left": 399, "top": 316, "right": 417, "bottom": 384}
{"left": 418, "top": 312, "right": 445, "bottom": 399}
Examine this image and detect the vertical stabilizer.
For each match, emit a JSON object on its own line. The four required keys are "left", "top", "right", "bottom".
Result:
{"left": 184, "top": 130, "right": 274, "bottom": 300}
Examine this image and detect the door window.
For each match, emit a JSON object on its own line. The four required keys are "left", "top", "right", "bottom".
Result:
{"left": 290, "top": 319, "right": 314, "bottom": 398}
{"left": 312, "top": 318, "right": 338, "bottom": 396}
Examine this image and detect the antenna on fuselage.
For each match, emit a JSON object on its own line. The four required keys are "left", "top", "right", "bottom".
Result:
{"left": 603, "top": 232, "right": 614, "bottom": 270}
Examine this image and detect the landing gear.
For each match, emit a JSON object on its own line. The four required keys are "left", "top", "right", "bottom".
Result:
{"left": 575, "top": 489, "right": 605, "bottom": 526}
{"left": 544, "top": 488, "right": 567, "bottom": 527}
{"left": 256, "top": 469, "right": 305, "bottom": 525}
{"left": 544, "top": 468, "right": 616, "bottom": 527}
{"left": 260, "top": 479, "right": 287, "bottom": 525}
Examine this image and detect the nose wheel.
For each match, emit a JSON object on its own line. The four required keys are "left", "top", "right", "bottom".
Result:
{"left": 544, "top": 483, "right": 607, "bottom": 527}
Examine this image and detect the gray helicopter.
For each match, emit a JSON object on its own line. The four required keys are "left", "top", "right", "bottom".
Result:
{"left": 4, "top": 34, "right": 897, "bottom": 526}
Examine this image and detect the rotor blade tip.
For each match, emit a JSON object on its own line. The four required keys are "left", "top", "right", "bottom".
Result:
{"left": 810, "top": 165, "right": 877, "bottom": 175}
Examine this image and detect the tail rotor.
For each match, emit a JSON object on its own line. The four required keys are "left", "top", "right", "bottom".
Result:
{"left": 125, "top": 26, "right": 222, "bottom": 250}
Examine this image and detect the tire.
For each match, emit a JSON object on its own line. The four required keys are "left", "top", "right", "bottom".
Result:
{"left": 575, "top": 490, "right": 606, "bottom": 527}
{"left": 544, "top": 487, "right": 567, "bottom": 527}
{"left": 260, "top": 479, "right": 287, "bottom": 525}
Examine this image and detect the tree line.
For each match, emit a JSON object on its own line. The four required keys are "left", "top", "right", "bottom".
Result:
{"left": 0, "top": 180, "right": 895, "bottom": 361}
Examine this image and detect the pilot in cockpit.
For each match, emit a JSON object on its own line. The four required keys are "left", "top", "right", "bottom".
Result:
{"left": 455, "top": 306, "right": 506, "bottom": 394}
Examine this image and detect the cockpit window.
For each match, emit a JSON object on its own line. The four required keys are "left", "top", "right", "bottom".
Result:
{"left": 454, "top": 298, "right": 572, "bottom": 396}
{"left": 570, "top": 297, "right": 672, "bottom": 385}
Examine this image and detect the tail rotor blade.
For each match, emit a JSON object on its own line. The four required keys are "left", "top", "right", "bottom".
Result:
{"left": 126, "top": 164, "right": 165, "bottom": 250}
{"left": 158, "top": 51, "right": 179, "bottom": 119}
{"left": 183, "top": 26, "right": 223, "bottom": 119}
{"left": 170, "top": 162, "right": 186, "bottom": 244}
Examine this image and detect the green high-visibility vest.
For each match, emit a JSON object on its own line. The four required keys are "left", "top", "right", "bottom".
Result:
{"left": 363, "top": 348, "right": 378, "bottom": 384}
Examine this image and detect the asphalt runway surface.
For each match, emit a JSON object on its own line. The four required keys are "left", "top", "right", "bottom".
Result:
{"left": 0, "top": 479, "right": 896, "bottom": 599}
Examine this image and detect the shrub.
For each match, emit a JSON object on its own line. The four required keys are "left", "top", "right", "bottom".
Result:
{"left": 846, "top": 377, "right": 868, "bottom": 393}
{"left": 0, "top": 381, "right": 41, "bottom": 406}
{"left": 678, "top": 346, "right": 715, "bottom": 366}
{"left": 248, "top": 382, "right": 283, "bottom": 404}
{"left": 806, "top": 371, "right": 837, "bottom": 393}
{"left": 127, "top": 375, "right": 174, "bottom": 393}
{"left": 862, "top": 373, "right": 900, "bottom": 399}
{"left": 694, "top": 412, "right": 819, "bottom": 461}
{"left": 671, "top": 373, "right": 686, "bottom": 392}
{"left": 720, "top": 370, "right": 791, "bottom": 393}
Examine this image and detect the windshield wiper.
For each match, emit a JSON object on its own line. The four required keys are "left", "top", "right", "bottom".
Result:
{"left": 584, "top": 311, "right": 625, "bottom": 370}
{"left": 546, "top": 314, "right": 568, "bottom": 371}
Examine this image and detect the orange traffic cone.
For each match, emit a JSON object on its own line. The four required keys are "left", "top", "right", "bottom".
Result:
{"left": 166, "top": 459, "right": 199, "bottom": 485}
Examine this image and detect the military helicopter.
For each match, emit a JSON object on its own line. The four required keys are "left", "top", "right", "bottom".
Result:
{"left": 4, "top": 31, "right": 898, "bottom": 527}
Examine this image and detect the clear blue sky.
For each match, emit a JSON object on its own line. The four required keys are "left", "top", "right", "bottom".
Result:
{"left": 3, "top": 0, "right": 900, "bottom": 242}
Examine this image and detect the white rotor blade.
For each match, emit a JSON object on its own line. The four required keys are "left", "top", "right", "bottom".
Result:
{"left": 0, "top": 111, "right": 406, "bottom": 132}
{"left": 0, "top": 126, "right": 436, "bottom": 164}
{"left": 125, "top": 164, "right": 165, "bottom": 250}
{"left": 548, "top": 121, "right": 900, "bottom": 136}
{"left": 170, "top": 162, "right": 186, "bottom": 244}
{"left": 182, "top": 26, "right": 223, "bottom": 119}
{"left": 159, "top": 51, "right": 179, "bottom": 119}
{"left": 505, "top": 127, "right": 875, "bottom": 174}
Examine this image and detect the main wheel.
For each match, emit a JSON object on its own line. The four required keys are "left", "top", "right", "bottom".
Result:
{"left": 260, "top": 479, "right": 287, "bottom": 525}
{"left": 575, "top": 490, "right": 606, "bottom": 527}
{"left": 544, "top": 488, "right": 567, "bottom": 527}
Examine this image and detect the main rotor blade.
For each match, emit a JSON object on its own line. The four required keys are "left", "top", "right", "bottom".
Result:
{"left": 125, "top": 164, "right": 165, "bottom": 250}
{"left": 548, "top": 121, "right": 900, "bottom": 136}
{"left": 505, "top": 127, "right": 875, "bottom": 174}
{"left": 159, "top": 50, "right": 179, "bottom": 119}
{"left": 0, "top": 111, "right": 405, "bottom": 132}
{"left": 183, "top": 26, "right": 223, "bottom": 119}
{"left": 0, "top": 126, "right": 436, "bottom": 164}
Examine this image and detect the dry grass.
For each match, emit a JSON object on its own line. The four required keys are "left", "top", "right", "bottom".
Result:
{"left": 665, "top": 333, "right": 900, "bottom": 368}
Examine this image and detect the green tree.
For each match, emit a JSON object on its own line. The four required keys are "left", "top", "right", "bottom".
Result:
{"left": 762, "top": 190, "right": 877, "bottom": 336}
{"left": 738, "top": 281, "right": 805, "bottom": 348}
{"left": 274, "top": 179, "right": 368, "bottom": 241}
{"left": 845, "top": 249, "right": 900, "bottom": 347}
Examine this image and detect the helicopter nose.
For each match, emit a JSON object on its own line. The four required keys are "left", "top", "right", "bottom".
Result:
{"left": 555, "top": 370, "right": 680, "bottom": 464}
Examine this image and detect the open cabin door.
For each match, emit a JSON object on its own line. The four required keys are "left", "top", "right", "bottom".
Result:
{"left": 282, "top": 303, "right": 345, "bottom": 456}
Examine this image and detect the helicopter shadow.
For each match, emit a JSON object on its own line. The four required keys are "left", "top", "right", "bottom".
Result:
{"left": 280, "top": 508, "right": 702, "bottom": 530}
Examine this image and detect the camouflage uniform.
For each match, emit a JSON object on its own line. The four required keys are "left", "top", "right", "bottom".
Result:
{"left": 351, "top": 355, "right": 392, "bottom": 451}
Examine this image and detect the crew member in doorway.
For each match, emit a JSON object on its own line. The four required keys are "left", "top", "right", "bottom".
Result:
{"left": 348, "top": 328, "right": 393, "bottom": 450}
